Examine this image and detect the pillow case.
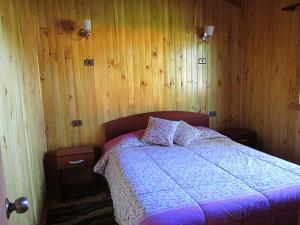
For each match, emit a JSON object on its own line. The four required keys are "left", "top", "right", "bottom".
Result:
{"left": 141, "top": 117, "right": 179, "bottom": 146}
{"left": 174, "top": 121, "right": 200, "bottom": 146}
{"left": 195, "top": 127, "right": 226, "bottom": 140}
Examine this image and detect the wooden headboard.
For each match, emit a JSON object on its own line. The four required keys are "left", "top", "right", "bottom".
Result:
{"left": 104, "top": 111, "right": 209, "bottom": 142}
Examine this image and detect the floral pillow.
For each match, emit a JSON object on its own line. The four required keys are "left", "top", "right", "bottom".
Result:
{"left": 174, "top": 121, "right": 200, "bottom": 146}
{"left": 141, "top": 117, "right": 179, "bottom": 146}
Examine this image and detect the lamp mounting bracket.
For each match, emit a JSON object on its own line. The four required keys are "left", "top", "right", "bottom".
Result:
{"left": 282, "top": 2, "right": 300, "bottom": 12}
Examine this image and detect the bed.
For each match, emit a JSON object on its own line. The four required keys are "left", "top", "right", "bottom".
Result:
{"left": 94, "top": 111, "right": 300, "bottom": 225}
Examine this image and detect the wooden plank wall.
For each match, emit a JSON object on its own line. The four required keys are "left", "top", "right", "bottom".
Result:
{"left": 35, "top": 0, "right": 243, "bottom": 150}
{"left": 242, "top": 0, "right": 300, "bottom": 162}
{"left": 0, "top": 0, "right": 47, "bottom": 224}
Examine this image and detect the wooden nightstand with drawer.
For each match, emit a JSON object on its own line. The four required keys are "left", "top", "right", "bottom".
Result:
{"left": 56, "top": 145, "right": 96, "bottom": 200}
{"left": 219, "top": 128, "right": 257, "bottom": 148}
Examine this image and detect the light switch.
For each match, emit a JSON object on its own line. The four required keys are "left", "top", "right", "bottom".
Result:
{"left": 84, "top": 59, "right": 94, "bottom": 66}
{"left": 208, "top": 111, "right": 217, "bottom": 117}
{"left": 198, "top": 58, "right": 207, "bottom": 64}
{"left": 72, "top": 120, "right": 83, "bottom": 127}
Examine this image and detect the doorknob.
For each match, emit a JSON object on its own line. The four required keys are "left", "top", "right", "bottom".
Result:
{"left": 5, "top": 197, "right": 29, "bottom": 219}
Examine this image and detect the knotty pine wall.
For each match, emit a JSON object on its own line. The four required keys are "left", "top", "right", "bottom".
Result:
{"left": 35, "top": 0, "right": 243, "bottom": 150}
{"left": 0, "top": 0, "right": 47, "bottom": 224}
{"left": 242, "top": 0, "right": 300, "bottom": 162}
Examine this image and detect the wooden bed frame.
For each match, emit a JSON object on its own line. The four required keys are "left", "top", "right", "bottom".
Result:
{"left": 104, "top": 111, "right": 209, "bottom": 142}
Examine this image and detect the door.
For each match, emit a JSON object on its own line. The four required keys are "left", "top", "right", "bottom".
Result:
{"left": 0, "top": 148, "right": 10, "bottom": 225}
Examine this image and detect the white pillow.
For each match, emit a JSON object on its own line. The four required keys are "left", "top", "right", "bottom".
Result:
{"left": 141, "top": 117, "right": 179, "bottom": 146}
{"left": 174, "top": 121, "right": 200, "bottom": 146}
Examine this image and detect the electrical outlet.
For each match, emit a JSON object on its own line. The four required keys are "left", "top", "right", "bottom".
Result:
{"left": 72, "top": 120, "right": 83, "bottom": 127}
{"left": 84, "top": 59, "right": 94, "bottom": 66}
{"left": 208, "top": 111, "right": 217, "bottom": 117}
{"left": 198, "top": 58, "right": 207, "bottom": 64}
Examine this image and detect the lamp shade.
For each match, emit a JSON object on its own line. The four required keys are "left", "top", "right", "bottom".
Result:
{"left": 204, "top": 26, "right": 214, "bottom": 36}
{"left": 83, "top": 19, "right": 91, "bottom": 31}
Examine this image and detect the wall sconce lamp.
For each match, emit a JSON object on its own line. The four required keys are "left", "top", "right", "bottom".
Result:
{"left": 80, "top": 19, "right": 92, "bottom": 39}
{"left": 201, "top": 26, "right": 214, "bottom": 42}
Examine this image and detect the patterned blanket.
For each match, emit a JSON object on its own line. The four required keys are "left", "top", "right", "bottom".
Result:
{"left": 94, "top": 130, "right": 300, "bottom": 225}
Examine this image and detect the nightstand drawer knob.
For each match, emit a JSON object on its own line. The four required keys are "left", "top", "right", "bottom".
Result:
{"left": 68, "top": 160, "right": 85, "bottom": 165}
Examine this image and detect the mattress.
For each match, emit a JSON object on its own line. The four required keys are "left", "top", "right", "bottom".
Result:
{"left": 94, "top": 129, "right": 300, "bottom": 225}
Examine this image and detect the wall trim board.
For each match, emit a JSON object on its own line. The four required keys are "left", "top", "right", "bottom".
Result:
{"left": 38, "top": 191, "right": 50, "bottom": 225}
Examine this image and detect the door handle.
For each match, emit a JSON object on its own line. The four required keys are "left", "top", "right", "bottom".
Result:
{"left": 5, "top": 197, "right": 29, "bottom": 218}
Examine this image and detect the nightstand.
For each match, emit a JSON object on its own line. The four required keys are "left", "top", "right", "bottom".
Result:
{"left": 219, "top": 128, "right": 257, "bottom": 148}
{"left": 56, "top": 145, "right": 96, "bottom": 200}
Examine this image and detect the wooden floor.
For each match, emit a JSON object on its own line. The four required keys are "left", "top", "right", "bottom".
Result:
{"left": 46, "top": 185, "right": 115, "bottom": 225}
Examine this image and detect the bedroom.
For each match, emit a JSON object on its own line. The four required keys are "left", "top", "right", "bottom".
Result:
{"left": 0, "top": 0, "right": 300, "bottom": 224}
